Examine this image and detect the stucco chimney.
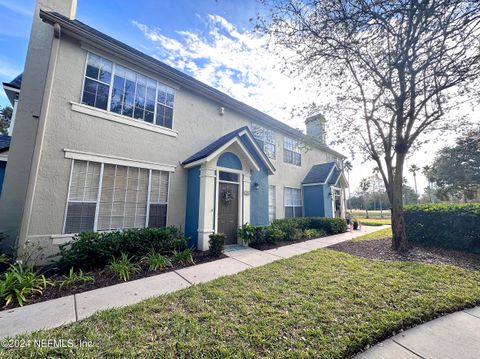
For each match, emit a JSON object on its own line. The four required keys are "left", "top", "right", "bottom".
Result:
{"left": 305, "top": 113, "right": 327, "bottom": 144}
{"left": 40, "top": 0, "right": 77, "bottom": 19}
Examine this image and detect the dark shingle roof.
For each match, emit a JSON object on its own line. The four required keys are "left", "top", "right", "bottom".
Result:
{"left": 0, "top": 135, "right": 11, "bottom": 152}
{"left": 39, "top": 11, "right": 347, "bottom": 159}
{"left": 3, "top": 73, "right": 22, "bottom": 89}
{"left": 302, "top": 162, "right": 336, "bottom": 184}
{"left": 182, "top": 127, "right": 248, "bottom": 165}
{"left": 328, "top": 168, "right": 342, "bottom": 185}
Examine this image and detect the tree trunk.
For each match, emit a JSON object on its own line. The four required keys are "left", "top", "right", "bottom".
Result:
{"left": 391, "top": 173, "right": 410, "bottom": 253}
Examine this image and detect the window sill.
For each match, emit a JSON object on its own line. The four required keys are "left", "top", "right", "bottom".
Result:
{"left": 283, "top": 161, "right": 302, "bottom": 167}
{"left": 70, "top": 102, "right": 178, "bottom": 138}
{"left": 51, "top": 234, "right": 74, "bottom": 245}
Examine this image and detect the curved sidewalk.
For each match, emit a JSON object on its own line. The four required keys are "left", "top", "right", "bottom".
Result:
{"left": 356, "top": 306, "right": 480, "bottom": 359}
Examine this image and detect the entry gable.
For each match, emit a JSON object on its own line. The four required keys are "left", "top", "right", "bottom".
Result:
{"left": 182, "top": 127, "right": 275, "bottom": 174}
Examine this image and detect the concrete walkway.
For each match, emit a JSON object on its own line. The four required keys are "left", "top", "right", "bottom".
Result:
{"left": 356, "top": 307, "right": 480, "bottom": 359}
{"left": 0, "top": 226, "right": 386, "bottom": 338}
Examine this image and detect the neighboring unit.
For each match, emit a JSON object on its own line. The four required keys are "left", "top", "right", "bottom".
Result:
{"left": 0, "top": 0, "right": 348, "bottom": 261}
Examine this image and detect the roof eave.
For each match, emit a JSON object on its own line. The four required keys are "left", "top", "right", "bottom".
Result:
{"left": 39, "top": 10, "right": 346, "bottom": 160}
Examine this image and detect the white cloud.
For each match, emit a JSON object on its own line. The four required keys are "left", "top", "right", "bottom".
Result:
{"left": 0, "top": 57, "right": 22, "bottom": 80}
{"left": 130, "top": 16, "right": 322, "bottom": 131}
{"left": 0, "top": 0, "right": 32, "bottom": 17}
{"left": 131, "top": 15, "right": 478, "bottom": 193}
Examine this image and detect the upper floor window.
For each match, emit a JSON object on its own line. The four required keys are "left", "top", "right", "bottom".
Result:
{"left": 252, "top": 124, "right": 276, "bottom": 159}
{"left": 82, "top": 53, "right": 112, "bottom": 110}
{"left": 81, "top": 52, "right": 175, "bottom": 129}
{"left": 283, "top": 136, "right": 301, "bottom": 166}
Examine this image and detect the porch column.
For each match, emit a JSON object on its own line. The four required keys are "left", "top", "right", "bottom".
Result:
{"left": 243, "top": 173, "right": 251, "bottom": 225}
{"left": 341, "top": 188, "right": 346, "bottom": 219}
{"left": 197, "top": 165, "right": 216, "bottom": 251}
{"left": 330, "top": 186, "right": 336, "bottom": 218}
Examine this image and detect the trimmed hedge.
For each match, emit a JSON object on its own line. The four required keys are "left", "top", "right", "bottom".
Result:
{"left": 58, "top": 227, "right": 188, "bottom": 271}
{"left": 272, "top": 217, "right": 347, "bottom": 236}
{"left": 405, "top": 204, "right": 480, "bottom": 253}
{"left": 208, "top": 233, "right": 225, "bottom": 257}
{"left": 246, "top": 217, "right": 347, "bottom": 246}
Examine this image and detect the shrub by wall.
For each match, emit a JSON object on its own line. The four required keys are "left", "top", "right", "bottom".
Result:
{"left": 208, "top": 233, "right": 225, "bottom": 257}
{"left": 405, "top": 204, "right": 480, "bottom": 253}
{"left": 58, "top": 227, "right": 188, "bottom": 271}
{"left": 272, "top": 217, "right": 347, "bottom": 236}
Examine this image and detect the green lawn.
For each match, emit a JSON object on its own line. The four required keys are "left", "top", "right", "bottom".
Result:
{"left": 359, "top": 218, "right": 391, "bottom": 226}
{"left": 2, "top": 249, "right": 480, "bottom": 358}
{"left": 351, "top": 210, "right": 391, "bottom": 220}
{"left": 354, "top": 227, "right": 392, "bottom": 241}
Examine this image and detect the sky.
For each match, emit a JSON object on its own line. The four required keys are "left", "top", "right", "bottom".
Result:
{"left": 0, "top": 0, "right": 477, "bottom": 197}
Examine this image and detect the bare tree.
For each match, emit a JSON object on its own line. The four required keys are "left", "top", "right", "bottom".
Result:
{"left": 259, "top": 0, "right": 480, "bottom": 252}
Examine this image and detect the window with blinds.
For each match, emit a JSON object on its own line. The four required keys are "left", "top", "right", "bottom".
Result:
{"left": 284, "top": 187, "right": 303, "bottom": 218}
{"left": 64, "top": 160, "right": 169, "bottom": 234}
{"left": 148, "top": 170, "right": 169, "bottom": 228}
{"left": 64, "top": 161, "right": 101, "bottom": 234}
{"left": 268, "top": 185, "right": 276, "bottom": 223}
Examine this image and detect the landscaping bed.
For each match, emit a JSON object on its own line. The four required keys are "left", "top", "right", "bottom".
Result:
{"left": 2, "top": 249, "right": 479, "bottom": 358}
{"left": 1, "top": 250, "right": 225, "bottom": 311}
{"left": 0, "top": 227, "right": 226, "bottom": 310}
{"left": 331, "top": 238, "right": 480, "bottom": 271}
{"left": 240, "top": 217, "right": 348, "bottom": 249}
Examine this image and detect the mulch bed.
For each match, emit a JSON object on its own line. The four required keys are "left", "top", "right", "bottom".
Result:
{"left": 1, "top": 251, "right": 226, "bottom": 311}
{"left": 250, "top": 240, "right": 301, "bottom": 251}
{"left": 250, "top": 236, "right": 324, "bottom": 251}
{"left": 330, "top": 238, "right": 480, "bottom": 271}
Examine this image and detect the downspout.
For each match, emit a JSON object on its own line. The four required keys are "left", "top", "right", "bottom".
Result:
{"left": 17, "top": 23, "right": 61, "bottom": 254}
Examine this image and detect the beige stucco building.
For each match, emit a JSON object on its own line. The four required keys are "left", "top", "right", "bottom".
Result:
{"left": 0, "top": 0, "right": 347, "bottom": 262}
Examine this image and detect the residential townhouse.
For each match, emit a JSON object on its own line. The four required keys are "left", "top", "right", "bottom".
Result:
{"left": 0, "top": 0, "right": 348, "bottom": 262}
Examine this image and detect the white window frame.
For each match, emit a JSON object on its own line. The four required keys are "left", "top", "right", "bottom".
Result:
{"left": 251, "top": 124, "right": 276, "bottom": 159}
{"left": 284, "top": 187, "right": 303, "bottom": 218}
{"left": 81, "top": 51, "right": 176, "bottom": 131}
{"left": 63, "top": 159, "right": 172, "bottom": 234}
{"left": 283, "top": 136, "right": 302, "bottom": 166}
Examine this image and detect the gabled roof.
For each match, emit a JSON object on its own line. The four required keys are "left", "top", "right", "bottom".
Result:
{"left": 3, "top": 73, "right": 22, "bottom": 90}
{"left": 182, "top": 126, "right": 275, "bottom": 174}
{"left": 302, "top": 162, "right": 337, "bottom": 184}
{"left": 39, "top": 10, "right": 346, "bottom": 159}
{"left": 0, "top": 135, "right": 11, "bottom": 153}
{"left": 328, "top": 168, "right": 342, "bottom": 185}
{"left": 2, "top": 73, "right": 22, "bottom": 105}
{"left": 182, "top": 127, "right": 246, "bottom": 165}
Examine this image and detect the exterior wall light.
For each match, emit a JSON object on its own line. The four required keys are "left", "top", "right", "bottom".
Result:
{"left": 253, "top": 182, "right": 260, "bottom": 191}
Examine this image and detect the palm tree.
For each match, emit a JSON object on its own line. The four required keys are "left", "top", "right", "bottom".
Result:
{"left": 359, "top": 178, "right": 371, "bottom": 218}
{"left": 344, "top": 160, "right": 353, "bottom": 213}
{"left": 409, "top": 164, "right": 420, "bottom": 203}
{"left": 422, "top": 165, "right": 434, "bottom": 203}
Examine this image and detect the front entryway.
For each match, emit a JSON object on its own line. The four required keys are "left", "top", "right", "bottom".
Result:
{"left": 218, "top": 180, "right": 239, "bottom": 244}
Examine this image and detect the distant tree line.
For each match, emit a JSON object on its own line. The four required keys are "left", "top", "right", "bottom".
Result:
{"left": 422, "top": 128, "right": 480, "bottom": 203}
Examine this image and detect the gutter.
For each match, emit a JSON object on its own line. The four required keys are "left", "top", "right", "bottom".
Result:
{"left": 39, "top": 10, "right": 346, "bottom": 160}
